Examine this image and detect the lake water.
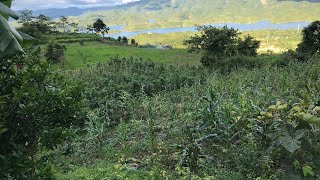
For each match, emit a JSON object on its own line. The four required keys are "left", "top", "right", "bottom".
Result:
{"left": 106, "top": 20, "right": 309, "bottom": 38}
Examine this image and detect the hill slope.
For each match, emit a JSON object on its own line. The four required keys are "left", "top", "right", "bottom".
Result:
{"left": 68, "top": 0, "right": 320, "bottom": 30}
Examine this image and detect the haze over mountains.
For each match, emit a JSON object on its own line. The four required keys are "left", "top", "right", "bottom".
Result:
{"left": 18, "top": 0, "right": 320, "bottom": 30}
{"left": 26, "top": 0, "right": 320, "bottom": 18}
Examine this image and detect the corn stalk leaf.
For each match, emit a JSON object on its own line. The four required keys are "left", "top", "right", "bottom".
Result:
{"left": 0, "top": 1, "right": 18, "bottom": 19}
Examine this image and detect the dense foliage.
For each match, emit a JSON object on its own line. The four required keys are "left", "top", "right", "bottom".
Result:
{"left": 0, "top": 53, "right": 83, "bottom": 178}
{"left": 93, "top": 19, "right": 109, "bottom": 37}
{"left": 51, "top": 55, "right": 320, "bottom": 179}
{"left": 17, "top": 10, "right": 55, "bottom": 38}
{"left": 69, "top": 57, "right": 207, "bottom": 126}
{"left": 185, "top": 26, "right": 260, "bottom": 67}
{"left": 297, "top": 20, "right": 320, "bottom": 59}
{"left": 1, "top": 3, "right": 320, "bottom": 177}
{"left": 45, "top": 42, "right": 66, "bottom": 64}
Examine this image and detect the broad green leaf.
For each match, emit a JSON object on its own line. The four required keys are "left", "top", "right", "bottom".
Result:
{"left": 277, "top": 128, "right": 308, "bottom": 153}
{"left": 18, "top": 31, "right": 35, "bottom": 41}
{"left": 0, "top": 1, "right": 18, "bottom": 19}
{"left": 295, "top": 129, "right": 308, "bottom": 140}
{"left": 278, "top": 134, "right": 301, "bottom": 153}
{"left": 302, "top": 165, "right": 314, "bottom": 177}
{"left": 300, "top": 113, "right": 320, "bottom": 127}
{"left": 0, "top": 16, "right": 24, "bottom": 58}
{"left": 0, "top": 0, "right": 12, "bottom": 20}
{"left": 18, "top": 31, "right": 35, "bottom": 46}
{"left": 0, "top": 15, "right": 23, "bottom": 43}
{"left": 293, "top": 160, "right": 300, "bottom": 171}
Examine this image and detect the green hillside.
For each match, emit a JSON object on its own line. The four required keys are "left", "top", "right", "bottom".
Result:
{"left": 133, "top": 29, "right": 302, "bottom": 53}
{"left": 69, "top": 0, "right": 320, "bottom": 30}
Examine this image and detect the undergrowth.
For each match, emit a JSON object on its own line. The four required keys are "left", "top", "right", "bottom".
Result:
{"left": 48, "top": 55, "right": 320, "bottom": 179}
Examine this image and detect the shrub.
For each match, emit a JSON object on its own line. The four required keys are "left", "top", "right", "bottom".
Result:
{"left": 213, "top": 55, "right": 265, "bottom": 71}
{"left": 185, "top": 25, "right": 260, "bottom": 67}
{"left": 44, "top": 42, "right": 66, "bottom": 64}
{"left": 0, "top": 52, "right": 83, "bottom": 179}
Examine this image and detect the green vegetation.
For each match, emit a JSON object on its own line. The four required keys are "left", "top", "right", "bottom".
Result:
{"left": 184, "top": 25, "right": 260, "bottom": 67}
{"left": 55, "top": 41, "right": 201, "bottom": 69}
{"left": 2, "top": 2, "right": 320, "bottom": 178}
{"left": 54, "top": 55, "right": 320, "bottom": 179}
{"left": 297, "top": 20, "right": 320, "bottom": 59}
{"left": 0, "top": 53, "right": 82, "bottom": 179}
{"left": 93, "top": 19, "right": 110, "bottom": 37}
{"left": 69, "top": 0, "right": 320, "bottom": 31}
{"left": 45, "top": 42, "right": 67, "bottom": 64}
{"left": 133, "top": 29, "right": 302, "bottom": 53}
{"left": 17, "top": 10, "right": 55, "bottom": 39}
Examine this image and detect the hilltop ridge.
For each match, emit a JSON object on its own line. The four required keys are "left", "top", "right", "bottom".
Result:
{"left": 31, "top": 0, "right": 320, "bottom": 30}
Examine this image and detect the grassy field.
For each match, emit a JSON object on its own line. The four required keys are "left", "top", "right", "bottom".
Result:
{"left": 133, "top": 29, "right": 302, "bottom": 53}
{"left": 46, "top": 29, "right": 301, "bottom": 70}
{"left": 56, "top": 41, "right": 201, "bottom": 69}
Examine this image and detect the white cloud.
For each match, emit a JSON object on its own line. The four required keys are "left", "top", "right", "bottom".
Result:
{"left": 11, "top": 0, "right": 140, "bottom": 10}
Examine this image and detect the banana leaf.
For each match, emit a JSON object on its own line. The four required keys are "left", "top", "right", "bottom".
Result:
{"left": 0, "top": 15, "right": 24, "bottom": 58}
{"left": 0, "top": 1, "right": 18, "bottom": 19}
{"left": 0, "top": 0, "right": 35, "bottom": 59}
{"left": 0, "top": 0, "right": 12, "bottom": 20}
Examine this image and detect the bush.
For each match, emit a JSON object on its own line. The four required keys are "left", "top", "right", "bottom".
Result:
{"left": 185, "top": 25, "right": 260, "bottom": 67}
{"left": 45, "top": 42, "right": 66, "bottom": 64}
{"left": 0, "top": 52, "right": 83, "bottom": 179}
{"left": 213, "top": 55, "right": 265, "bottom": 71}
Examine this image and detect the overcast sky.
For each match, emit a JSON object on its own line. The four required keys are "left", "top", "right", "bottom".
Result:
{"left": 12, "top": 0, "right": 140, "bottom": 10}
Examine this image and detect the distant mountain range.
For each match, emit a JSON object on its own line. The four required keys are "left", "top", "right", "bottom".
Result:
{"left": 31, "top": 0, "right": 146, "bottom": 18}
{"left": 29, "top": 0, "right": 320, "bottom": 30}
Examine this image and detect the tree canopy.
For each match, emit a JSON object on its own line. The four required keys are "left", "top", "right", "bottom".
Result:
{"left": 185, "top": 25, "right": 260, "bottom": 67}
{"left": 93, "top": 19, "right": 110, "bottom": 37}
{"left": 297, "top": 20, "right": 320, "bottom": 58}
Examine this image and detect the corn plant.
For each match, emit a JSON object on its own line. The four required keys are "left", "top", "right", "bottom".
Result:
{"left": 0, "top": 0, "right": 34, "bottom": 59}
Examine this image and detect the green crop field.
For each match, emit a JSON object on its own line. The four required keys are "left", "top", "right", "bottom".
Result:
{"left": 2, "top": 3, "right": 320, "bottom": 177}
{"left": 54, "top": 41, "right": 201, "bottom": 69}
{"left": 133, "top": 29, "right": 302, "bottom": 53}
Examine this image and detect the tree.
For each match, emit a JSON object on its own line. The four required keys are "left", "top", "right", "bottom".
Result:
{"left": 17, "top": 9, "right": 33, "bottom": 24}
{"left": 122, "top": 36, "right": 128, "bottom": 44}
{"left": 93, "top": 19, "right": 110, "bottom": 37}
{"left": 131, "top": 39, "right": 137, "bottom": 46}
{"left": 117, "top": 36, "right": 122, "bottom": 42}
{"left": 296, "top": 20, "right": 320, "bottom": 58}
{"left": 57, "top": 16, "right": 68, "bottom": 33}
{"left": 238, "top": 35, "right": 261, "bottom": 56}
{"left": 184, "top": 25, "right": 260, "bottom": 67}
{"left": 17, "top": 10, "right": 55, "bottom": 38}
{"left": 87, "top": 25, "right": 94, "bottom": 34}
